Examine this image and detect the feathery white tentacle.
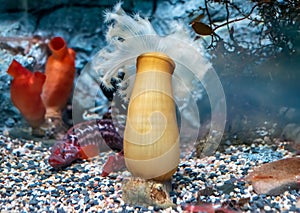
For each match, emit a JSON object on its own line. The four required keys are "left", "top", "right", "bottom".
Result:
{"left": 92, "top": 3, "right": 211, "bottom": 103}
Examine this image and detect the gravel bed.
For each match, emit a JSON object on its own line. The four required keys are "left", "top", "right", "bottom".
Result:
{"left": 0, "top": 134, "right": 299, "bottom": 212}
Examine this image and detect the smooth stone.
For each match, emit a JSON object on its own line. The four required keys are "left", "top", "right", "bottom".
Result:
{"left": 246, "top": 157, "right": 300, "bottom": 195}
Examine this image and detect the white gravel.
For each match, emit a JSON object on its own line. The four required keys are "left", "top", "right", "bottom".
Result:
{"left": 0, "top": 135, "right": 299, "bottom": 212}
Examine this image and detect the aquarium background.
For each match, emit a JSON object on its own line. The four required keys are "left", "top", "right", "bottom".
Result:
{"left": 0, "top": 0, "right": 299, "bottom": 212}
{"left": 1, "top": 0, "right": 300, "bottom": 142}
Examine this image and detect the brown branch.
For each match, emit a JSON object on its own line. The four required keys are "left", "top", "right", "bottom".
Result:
{"left": 212, "top": 4, "right": 260, "bottom": 32}
{"left": 204, "top": 0, "right": 215, "bottom": 47}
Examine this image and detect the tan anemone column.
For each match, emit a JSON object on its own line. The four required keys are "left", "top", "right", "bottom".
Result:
{"left": 124, "top": 52, "right": 180, "bottom": 181}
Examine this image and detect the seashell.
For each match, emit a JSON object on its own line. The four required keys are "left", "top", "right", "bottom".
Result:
{"left": 124, "top": 52, "right": 180, "bottom": 181}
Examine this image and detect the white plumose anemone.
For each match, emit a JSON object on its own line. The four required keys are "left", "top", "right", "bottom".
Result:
{"left": 75, "top": 2, "right": 226, "bottom": 156}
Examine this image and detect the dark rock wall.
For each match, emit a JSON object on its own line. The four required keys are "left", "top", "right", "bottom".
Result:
{"left": 0, "top": 0, "right": 155, "bottom": 13}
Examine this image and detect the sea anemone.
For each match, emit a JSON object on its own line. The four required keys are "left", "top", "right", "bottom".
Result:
{"left": 90, "top": 3, "right": 226, "bottom": 158}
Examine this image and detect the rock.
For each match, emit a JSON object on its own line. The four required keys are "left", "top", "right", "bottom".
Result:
{"left": 281, "top": 123, "right": 300, "bottom": 141}
{"left": 0, "top": 0, "right": 143, "bottom": 13}
{"left": 281, "top": 123, "right": 300, "bottom": 153}
{"left": 279, "top": 107, "right": 297, "bottom": 120}
{"left": 0, "top": 0, "right": 67, "bottom": 13}
{"left": 246, "top": 157, "right": 300, "bottom": 195}
{"left": 37, "top": 7, "right": 104, "bottom": 38}
{"left": 0, "top": 12, "right": 37, "bottom": 36}
{"left": 5, "top": 118, "right": 15, "bottom": 128}
{"left": 122, "top": 177, "right": 175, "bottom": 209}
